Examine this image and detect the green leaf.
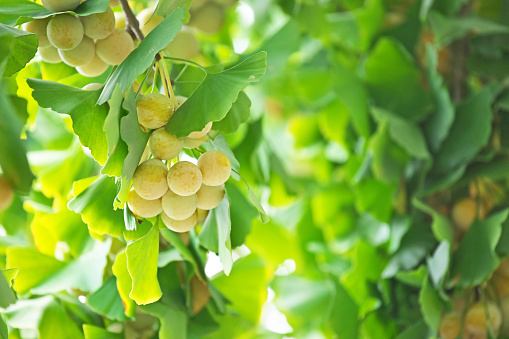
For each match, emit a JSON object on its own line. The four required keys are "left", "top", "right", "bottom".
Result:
{"left": 83, "top": 324, "right": 123, "bottom": 339}
{"left": 413, "top": 199, "right": 454, "bottom": 244}
{"left": 115, "top": 89, "right": 150, "bottom": 207}
{"left": 0, "top": 270, "right": 16, "bottom": 308}
{"left": 111, "top": 250, "right": 136, "bottom": 317}
{"left": 272, "top": 276, "right": 335, "bottom": 328}
{"left": 160, "top": 224, "right": 205, "bottom": 280}
{"left": 364, "top": 38, "right": 431, "bottom": 122}
{"left": 68, "top": 176, "right": 124, "bottom": 237}
{"left": 166, "top": 52, "right": 267, "bottom": 138}
{"left": 157, "top": 0, "right": 192, "bottom": 22}
{"left": 433, "top": 88, "right": 493, "bottom": 175}
{"left": 212, "top": 91, "right": 251, "bottom": 135}
{"left": 0, "top": 24, "right": 37, "bottom": 77}
{"left": 419, "top": 275, "right": 444, "bottom": 331}
{"left": 28, "top": 79, "right": 109, "bottom": 165}
{"left": 141, "top": 302, "right": 187, "bottom": 339}
{"left": 103, "top": 85, "right": 124, "bottom": 155}
{"left": 329, "top": 282, "right": 359, "bottom": 338}
{"left": 1, "top": 268, "right": 18, "bottom": 285}
{"left": 98, "top": 7, "right": 185, "bottom": 104}
{"left": 87, "top": 276, "right": 128, "bottom": 322}
{"left": 427, "top": 241, "right": 450, "bottom": 289}
{"left": 126, "top": 223, "right": 162, "bottom": 304}
{"left": 451, "top": 209, "right": 509, "bottom": 287}
{"left": 212, "top": 254, "right": 268, "bottom": 324}
{"left": 0, "top": 314, "right": 7, "bottom": 339}
{"left": 39, "top": 301, "right": 85, "bottom": 339}
{"left": 198, "top": 195, "right": 233, "bottom": 275}
{"left": 0, "top": 0, "right": 109, "bottom": 26}
{"left": 0, "top": 80, "right": 34, "bottom": 194}
{"left": 371, "top": 108, "right": 430, "bottom": 159}
{"left": 423, "top": 45, "right": 455, "bottom": 153}
{"left": 3, "top": 295, "right": 53, "bottom": 329}
{"left": 429, "top": 11, "right": 509, "bottom": 46}
{"left": 226, "top": 182, "right": 257, "bottom": 248}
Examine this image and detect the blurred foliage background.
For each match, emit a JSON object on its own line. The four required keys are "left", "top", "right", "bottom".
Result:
{"left": 4, "top": 0, "right": 509, "bottom": 338}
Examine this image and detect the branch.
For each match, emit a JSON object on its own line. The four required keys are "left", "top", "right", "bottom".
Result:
{"left": 118, "top": 0, "right": 145, "bottom": 42}
{"left": 449, "top": 2, "right": 471, "bottom": 102}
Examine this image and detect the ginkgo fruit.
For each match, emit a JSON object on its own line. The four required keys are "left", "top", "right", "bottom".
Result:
{"left": 165, "top": 27, "right": 200, "bottom": 60}
{"left": 127, "top": 190, "right": 162, "bottom": 218}
{"left": 191, "top": 276, "right": 210, "bottom": 314}
{"left": 464, "top": 301, "right": 502, "bottom": 338}
{"left": 0, "top": 177, "right": 14, "bottom": 211}
{"left": 136, "top": 93, "right": 175, "bottom": 129}
{"left": 39, "top": 45, "right": 62, "bottom": 63}
{"left": 188, "top": 122, "right": 212, "bottom": 139}
{"left": 148, "top": 128, "right": 182, "bottom": 160}
{"left": 198, "top": 151, "right": 231, "bottom": 186}
{"left": 109, "top": 0, "right": 119, "bottom": 7}
{"left": 452, "top": 198, "right": 487, "bottom": 231}
{"left": 58, "top": 35, "right": 95, "bottom": 67}
{"left": 23, "top": 18, "right": 51, "bottom": 47}
{"left": 161, "top": 210, "right": 198, "bottom": 233}
{"left": 132, "top": 159, "right": 169, "bottom": 200}
{"left": 189, "top": 3, "right": 224, "bottom": 34}
{"left": 196, "top": 208, "right": 208, "bottom": 224}
{"left": 79, "top": 7, "right": 115, "bottom": 40}
{"left": 167, "top": 161, "right": 203, "bottom": 196}
{"left": 196, "top": 184, "right": 225, "bottom": 210}
{"left": 41, "top": 0, "right": 81, "bottom": 12}
{"left": 76, "top": 53, "right": 109, "bottom": 77}
{"left": 96, "top": 28, "right": 134, "bottom": 65}
{"left": 438, "top": 313, "right": 461, "bottom": 339}
{"left": 47, "top": 14, "right": 84, "bottom": 50}
{"left": 182, "top": 135, "right": 208, "bottom": 149}
{"left": 161, "top": 189, "right": 197, "bottom": 220}
{"left": 137, "top": 8, "right": 163, "bottom": 36}
{"left": 114, "top": 12, "right": 126, "bottom": 29}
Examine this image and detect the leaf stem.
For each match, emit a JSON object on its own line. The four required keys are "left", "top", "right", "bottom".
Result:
{"left": 163, "top": 56, "right": 208, "bottom": 73}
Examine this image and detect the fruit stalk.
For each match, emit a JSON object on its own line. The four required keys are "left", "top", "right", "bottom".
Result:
{"left": 118, "top": 0, "right": 145, "bottom": 43}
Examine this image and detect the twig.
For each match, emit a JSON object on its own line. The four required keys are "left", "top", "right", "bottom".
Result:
{"left": 449, "top": 3, "right": 471, "bottom": 102}
{"left": 118, "top": 0, "right": 145, "bottom": 43}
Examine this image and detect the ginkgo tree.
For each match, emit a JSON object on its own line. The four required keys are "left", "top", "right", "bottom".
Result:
{"left": 4, "top": 0, "right": 509, "bottom": 338}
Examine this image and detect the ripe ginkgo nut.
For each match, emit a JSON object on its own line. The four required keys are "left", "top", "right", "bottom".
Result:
{"left": 198, "top": 151, "right": 231, "bottom": 186}
{"left": 127, "top": 190, "right": 163, "bottom": 218}
{"left": 196, "top": 208, "right": 208, "bottom": 224}
{"left": 76, "top": 53, "right": 109, "bottom": 77}
{"left": 47, "top": 14, "right": 84, "bottom": 50}
{"left": 452, "top": 198, "right": 487, "bottom": 231}
{"left": 161, "top": 189, "right": 197, "bottom": 221}
{"left": 137, "top": 8, "right": 163, "bottom": 36}
{"left": 196, "top": 184, "right": 225, "bottom": 210}
{"left": 132, "top": 159, "right": 169, "bottom": 200}
{"left": 439, "top": 313, "right": 461, "bottom": 339}
{"left": 136, "top": 93, "right": 175, "bottom": 129}
{"left": 23, "top": 18, "right": 51, "bottom": 47}
{"left": 465, "top": 302, "right": 502, "bottom": 337}
{"left": 165, "top": 27, "right": 200, "bottom": 60}
{"left": 39, "top": 45, "right": 62, "bottom": 63}
{"left": 189, "top": 3, "right": 224, "bottom": 34}
{"left": 167, "top": 161, "right": 203, "bottom": 196}
{"left": 0, "top": 177, "right": 14, "bottom": 211}
{"left": 79, "top": 7, "right": 115, "bottom": 39}
{"left": 188, "top": 122, "right": 212, "bottom": 139}
{"left": 96, "top": 28, "right": 134, "bottom": 65}
{"left": 58, "top": 35, "right": 95, "bottom": 66}
{"left": 182, "top": 135, "right": 208, "bottom": 149}
{"left": 149, "top": 128, "right": 182, "bottom": 160}
{"left": 41, "top": 0, "right": 81, "bottom": 12}
{"left": 161, "top": 210, "right": 198, "bottom": 232}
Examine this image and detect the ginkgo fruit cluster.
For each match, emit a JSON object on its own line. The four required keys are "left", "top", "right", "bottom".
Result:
{"left": 128, "top": 93, "right": 230, "bottom": 233}
{"left": 23, "top": 0, "right": 133, "bottom": 77}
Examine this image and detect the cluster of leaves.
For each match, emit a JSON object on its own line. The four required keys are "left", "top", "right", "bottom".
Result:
{"left": 4, "top": 0, "right": 509, "bottom": 338}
